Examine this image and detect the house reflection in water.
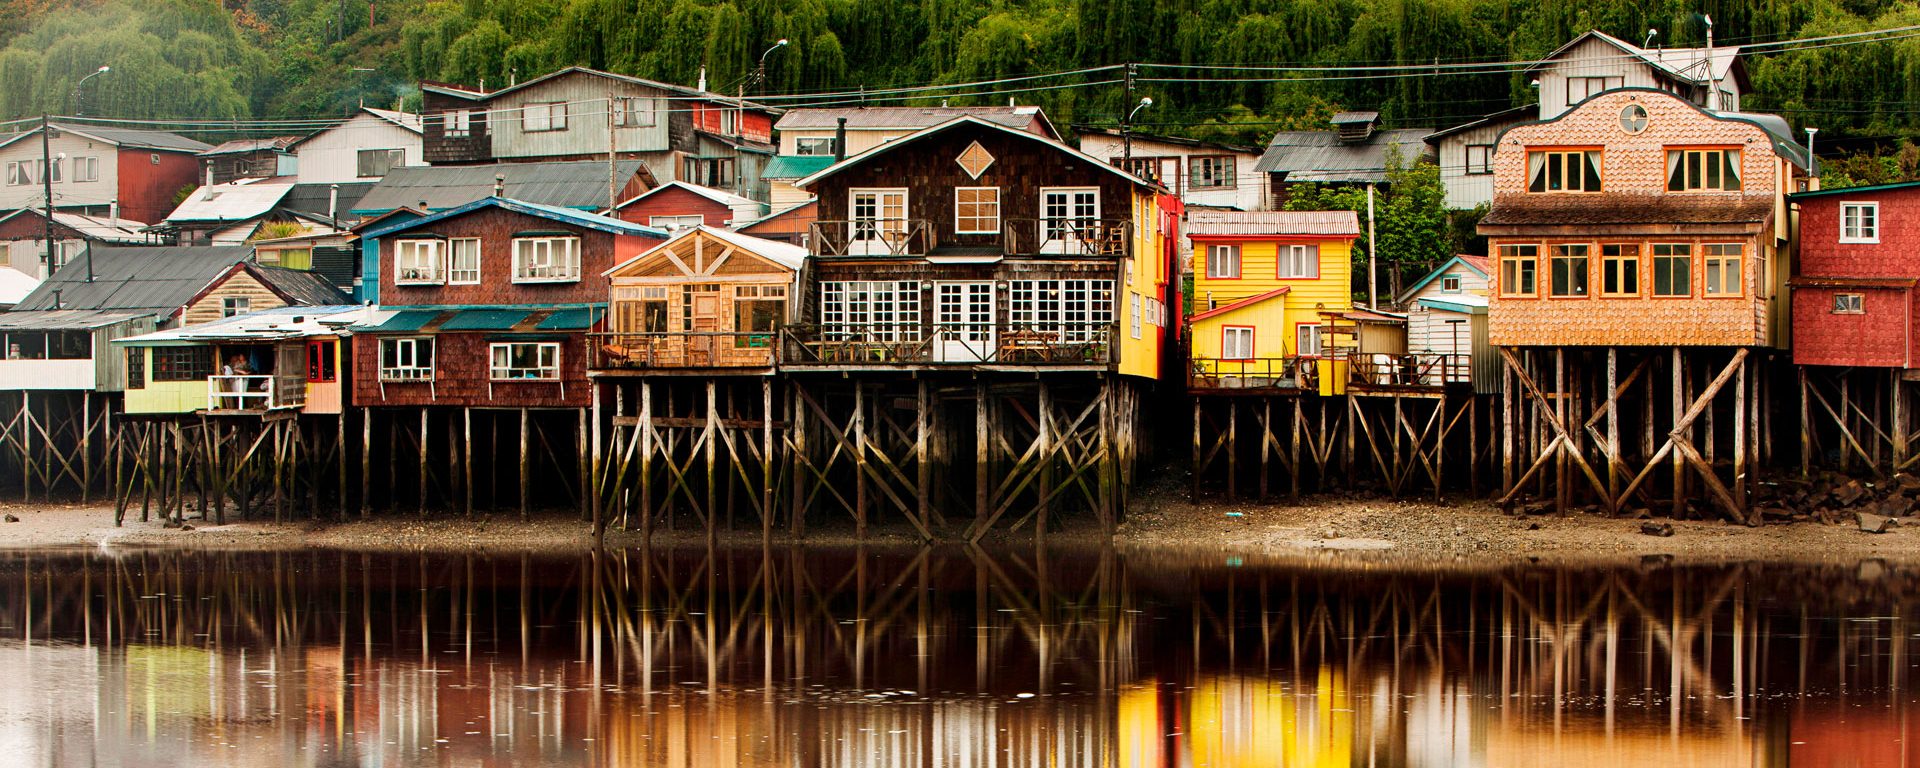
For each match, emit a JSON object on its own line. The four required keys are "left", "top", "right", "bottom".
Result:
{"left": 0, "top": 549, "right": 1909, "bottom": 766}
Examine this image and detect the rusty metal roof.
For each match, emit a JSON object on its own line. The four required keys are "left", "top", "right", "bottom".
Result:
{"left": 1186, "top": 210, "right": 1361, "bottom": 237}
{"left": 1254, "top": 129, "right": 1435, "bottom": 183}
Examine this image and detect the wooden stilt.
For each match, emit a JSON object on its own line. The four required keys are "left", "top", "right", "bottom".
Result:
{"left": 1606, "top": 348, "right": 1620, "bottom": 514}
{"left": 360, "top": 409, "right": 372, "bottom": 518}
{"left": 1672, "top": 348, "right": 1685, "bottom": 519}
{"left": 519, "top": 407, "right": 530, "bottom": 519}
{"left": 418, "top": 409, "right": 429, "bottom": 516}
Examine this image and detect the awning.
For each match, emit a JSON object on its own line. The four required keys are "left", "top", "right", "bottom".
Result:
{"left": 355, "top": 309, "right": 442, "bottom": 333}
{"left": 536, "top": 307, "right": 596, "bottom": 331}
{"left": 440, "top": 309, "right": 531, "bottom": 331}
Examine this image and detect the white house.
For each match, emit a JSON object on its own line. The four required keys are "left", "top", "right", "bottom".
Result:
{"left": 1074, "top": 127, "right": 1266, "bottom": 211}
{"left": 291, "top": 108, "right": 424, "bottom": 185}
{"left": 1397, "top": 254, "right": 1495, "bottom": 392}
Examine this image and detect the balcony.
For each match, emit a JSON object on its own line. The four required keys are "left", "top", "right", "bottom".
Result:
{"left": 1347, "top": 353, "right": 1471, "bottom": 390}
{"left": 1000, "top": 218, "right": 1132, "bottom": 258}
{"left": 810, "top": 219, "right": 937, "bottom": 257}
{"left": 807, "top": 218, "right": 1134, "bottom": 259}
{"left": 207, "top": 374, "right": 305, "bottom": 411}
{"left": 1188, "top": 357, "right": 1321, "bottom": 392}
{"left": 780, "top": 322, "right": 1114, "bottom": 366}
{"left": 590, "top": 331, "right": 778, "bottom": 371}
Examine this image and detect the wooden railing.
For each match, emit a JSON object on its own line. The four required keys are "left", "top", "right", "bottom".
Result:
{"left": 1187, "top": 357, "right": 1320, "bottom": 391}
{"left": 1001, "top": 218, "right": 1133, "bottom": 258}
{"left": 207, "top": 374, "right": 305, "bottom": 411}
{"left": 590, "top": 331, "right": 777, "bottom": 370}
{"left": 780, "top": 322, "right": 1114, "bottom": 366}
{"left": 1346, "top": 353, "right": 1471, "bottom": 388}
{"left": 810, "top": 219, "right": 936, "bottom": 257}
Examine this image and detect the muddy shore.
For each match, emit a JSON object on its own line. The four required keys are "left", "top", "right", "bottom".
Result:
{"left": 0, "top": 485, "right": 1914, "bottom": 569}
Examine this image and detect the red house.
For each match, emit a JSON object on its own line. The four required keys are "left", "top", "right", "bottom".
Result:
{"left": 352, "top": 197, "right": 666, "bottom": 409}
{"left": 609, "top": 180, "right": 764, "bottom": 231}
{"left": 0, "top": 122, "right": 209, "bottom": 225}
{"left": 1789, "top": 182, "right": 1920, "bottom": 368}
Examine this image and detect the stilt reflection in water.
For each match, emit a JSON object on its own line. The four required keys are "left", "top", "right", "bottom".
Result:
{"left": 0, "top": 547, "right": 1911, "bottom": 765}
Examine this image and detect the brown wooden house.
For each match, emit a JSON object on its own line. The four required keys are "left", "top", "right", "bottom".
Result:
{"left": 350, "top": 197, "right": 666, "bottom": 409}
{"left": 595, "top": 226, "right": 805, "bottom": 372}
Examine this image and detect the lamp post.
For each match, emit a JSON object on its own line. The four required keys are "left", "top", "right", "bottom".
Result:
{"left": 70, "top": 65, "right": 110, "bottom": 117}
{"left": 1122, "top": 96, "right": 1153, "bottom": 162}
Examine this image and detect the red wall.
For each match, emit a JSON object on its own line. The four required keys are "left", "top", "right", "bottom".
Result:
{"left": 1796, "top": 187, "right": 1920, "bottom": 368}
{"left": 378, "top": 206, "right": 661, "bottom": 306}
{"left": 689, "top": 102, "right": 774, "bottom": 144}
{"left": 615, "top": 186, "right": 733, "bottom": 227}
{"left": 350, "top": 332, "right": 589, "bottom": 408}
{"left": 116, "top": 148, "right": 201, "bottom": 224}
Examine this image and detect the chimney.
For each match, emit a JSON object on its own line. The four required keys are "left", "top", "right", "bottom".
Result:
{"left": 418, "top": 199, "right": 429, "bottom": 213}
{"left": 493, "top": 173, "right": 505, "bottom": 197}
{"left": 202, "top": 167, "right": 215, "bottom": 200}
{"left": 834, "top": 117, "right": 847, "bottom": 160}
{"left": 1332, "top": 111, "right": 1379, "bottom": 144}
{"left": 108, "top": 199, "right": 118, "bottom": 220}
{"left": 328, "top": 184, "right": 339, "bottom": 221}
{"left": 697, "top": 66, "right": 708, "bottom": 92}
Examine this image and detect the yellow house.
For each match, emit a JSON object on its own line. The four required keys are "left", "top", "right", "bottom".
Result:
{"left": 1186, "top": 210, "right": 1359, "bottom": 394}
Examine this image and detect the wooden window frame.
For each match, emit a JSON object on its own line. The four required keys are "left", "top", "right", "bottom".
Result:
{"left": 849, "top": 188, "right": 910, "bottom": 243}
{"left": 152, "top": 347, "right": 212, "bottom": 382}
{"left": 443, "top": 109, "right": 472, "bottom": 138}
{"left": 1189, "top": 155, "right": 1236, "bottom": 189}
{"left": 221, "top": 296, "right": 251, "bottom": 317}
{"left": 1649, "top": 243, "right": 1693, "bottom": 298}
{"left": 1841, "top": 202, "right": 1880, "bottom": 244}
{"left": 1702, "top": 243, "right": 1743, "bottom": 298}
{"left": 1664, "top": 147, "right": 1743, "bottom": 192}
{"left": 649, "top": 215, "right": 704, "bottom": 231}
{"left": 356, "top": 148, "right": 405, "bottom": 178}
{"left": 1600, "top": 244, "right": 1640, "bottom": 297}
{"left": 1497, "top": 244, "right": 1538, "bottom": 298}
{"left": 447, "top": 237, "right": 481, "bottom": 285}
{"left": 125, "top": 348, "right": 145, "bottom": 389}
{"left": 1548, "top": 244, "right": 1590, "bottom": 298}
{"left": 1295, "top": 323, "right": 1324, "bottom": 358}
{"left": 1038, "top": 187, "right": 1102, "bottom": 248}
{"left": 1464, "top": 145, "right": 1493, "bottom": 176}
{"left": 1205, "top": 244, "right": 1241, "bottom": 279}
{"left": 378, "top": 337, "right": 434, "bottom": 382}
{"left": 1833, "top": 293, "right": 1865, "bottom": 314}
{"left": 612, "top": 97, "right": 655, "bottom": 128}
{"left": 1526, "top": 149, "right": 1603, "bottom": 194}
{"left": 306, "top": 339, "right": 337, "bottom": 383}
{"left": 522, "top": 102, "right": 568, "bottom": 133}
{"left": 1440, "top": 274, "right": 1463, "bottom": 293}
{"left": 1220, "top": 326, "right": 1255, "bottom": 361}
{"left": 954, "top": 186, "right": 1001, "bottom": 235}
{"left": 489, "top": 341, "right": 562, "bottom": 381}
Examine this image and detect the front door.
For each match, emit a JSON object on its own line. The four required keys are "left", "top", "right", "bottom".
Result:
{"left": 690, "top": 288, "right": 720, "bottom": 365}
{"left": 935, "top": 281, "right": 995, "bottom": 363}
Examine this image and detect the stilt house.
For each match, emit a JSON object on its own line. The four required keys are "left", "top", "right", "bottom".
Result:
{"left": 1185, "top": 210, "right": 1361, "bottom": 395}
{"left": 596, "top": 226, "right": 804, "bottom": 372}
{"left": 116, "top": 305, "right": 366, "bottom": 415}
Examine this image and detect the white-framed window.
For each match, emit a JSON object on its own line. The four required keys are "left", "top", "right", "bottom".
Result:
{"left": 1040, "top": 187, "right": 1101, "bottom": 252}
{"left": 1189, "top": 155, "right": 1235, "bottom": 189}
{"left": 356, "top": 148, "right": 405, "bottom": 178}
{"left": 1296, "top": 324, "right": 1324, "bottom": 357}
{"left": 1441, "top": 274, "right": 1462, "bottom": 293}
{"left": 512, "top": 236, "right": 581, "bottom": 282}
{"left": 1834, "top": 293, "right": 1865, "bottom": 314}
{"left": 1842, "top": 202, "right": 1880, "bottom": 243}
{"left": 489, "top": 342, "right": 561, "bottom": 381}
{"left": 1566, "top": 76, "right": 1623, "bottom": 104}
{"left": 448, "top": 237, "right": 481, "bottom": 284}
{"left": 522, "top": 102, "right": 568, "bottom": 132}
{"left": 820, "top": 281, "right": 922, "bottom": 341}
{"left": 6, "top": 158, "right": 56, "bottom": 186}
{"left": 612, "top": 96, "right": 655, "bottom": 127}
{"left": 1278, "top": 243, "right": 1318, "bottom": 279}
{"left": 50, "top": 241, "right": 79, "bottom": 271}
{"left": 443, "top": 109, "right": 472, "bottom": 138}
{"left": 1704, "top": 243, "right": 1742, "bottom": 296}
{"left": 1665, "top": 148, "right": 1742, "bottom": 192}
{"left": 1465, "top": 145, "right": 1493, "bottom": 175}
{"left": 221, "top": 297, "right": 250, "bottom": 317}
{"left": 394, "top": 239, "right": 444, "bottom": 284}
{"left": 1129, "top": 293, "right": 1142, "bottom": 339}
{"left": 955, "top": 187, "right": 1000, "bottom": 234}
{"left": 72, "top": 156, "right": 98, "bottom": 182}
{"left": 650, "top": 215, "right": 705, "bottom": 231}
{"left": 378, "top": 337, "right": 434, "bottom": 381}
{"left": 1205, "top": 244, "right": 1240, "bottom": 279}
{"left": 794, "top": 137, "right": 837, "bottom": 156}
{"left": 1009, "top": 279, "right": 1115, "bottom": 342}
{"left": 849, "top": 188, "right": 908, "bottom": 243}
{"left": 1221, "top": 326, "right": 1254, "bottom": 360}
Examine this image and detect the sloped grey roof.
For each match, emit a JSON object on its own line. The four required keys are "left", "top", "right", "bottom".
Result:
{"left": 12, "top": 245, "right": 251, "bottom": 316}
{"left": 198, "top": 136, "right": 300, "bottom": 156}
{"left": 281, "top": 182, "right": 374, "bottom": 219}
{"left": 353, "top": 160, "right": 648, "bottom": 215}
{"left": 251, "top": 265, "right": 351, "bottom": 306}
{"left": 0, "top": 123, "right": 211, "bottom": 153}
{"left": 777, "top": 106, "right": 1049, "bottom": 132}
{"left": 1254, "top": 128, "right": 1435, "bottom": 183}
{"left": 1186, "top": 210, "right": 1361, "bottom": 237}
{"left": 0, "top": 309, "right": 149, "bottom": 330}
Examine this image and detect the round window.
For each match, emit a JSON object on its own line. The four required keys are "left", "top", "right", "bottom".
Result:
{"left": 1619, "top": 104, "right": 1649, "bottom": 135}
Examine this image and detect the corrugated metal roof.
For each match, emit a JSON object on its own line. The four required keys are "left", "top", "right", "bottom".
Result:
{"left": 0, "top": 209, "right": 150, "bottom": 243}
{"left": 1253, "top": 129, "right": 1435, "bottom": 182}
{"left": 0, "top": 309, "right": 149, "bottom": 330}
{"left": 353, "top": 161, "right": 650, "bottom": 215}
{"left": 356, "top": 309, "right": 442, "bottom": 333}
{"left": 536, "top": 308, "right": 595, "bottom": 330}
{"left": 115, "top": 305, "right": 368, "bottom": 345}
{"left": 775, "top": 106, "right": 1045, "bottom": 131}
{"left": 761, "top": 155, "right": 838, "bottom": 180}
{"left": 165, "top": 178, "right": 296, "bottom": 223}
{"left": 365, "top": 197, "right": 666, "bottom": 240}
{"left": 1330, "top": 111, "right": 1380, "bottom": 125}
{"left": 282, "top": 182, "right": 373, "bottom": 219}
{"left": 0, "top": 123, "right": 210, "bottom": 154}
{"left": 198, "top": 136, "right": 300, "bottom": 156}
{"left": 12, "top": 245, "right": 251, "bottom": 315}
{"left": 252, "top": 265, "right": 351, "bottom": 306}
{"left": 440, "top": 309, "right": 531, "bottom": 331}
{"left": 1186, "top": 210, "right": 1361, "bottom": 237}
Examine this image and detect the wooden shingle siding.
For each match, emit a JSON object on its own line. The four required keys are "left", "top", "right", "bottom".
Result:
{"left": 183, "top": 271, "right": 288, "bottom": 326}
{"left": 378, "top": 207, "right": 639, "bottom": 307}
{"left": 351, "top": 332, "right": 588, "bottom": 408}
{"left": 423, "top": 89, "right": 491, "bottom": 165}
{"left": 1792, "top": 185, "right": 1920, "bottom": 368}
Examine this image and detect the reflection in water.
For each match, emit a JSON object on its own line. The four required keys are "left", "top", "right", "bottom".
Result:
{"left": 0, "top": 547, "right": 1911, "bottom": 765}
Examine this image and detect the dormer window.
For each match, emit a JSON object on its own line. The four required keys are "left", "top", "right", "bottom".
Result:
{"left": 1527, "top": 150, "right": 1601, "bottom": 193}
{"left": 1666, "top": 149, "right": 1742, "bottom": 192}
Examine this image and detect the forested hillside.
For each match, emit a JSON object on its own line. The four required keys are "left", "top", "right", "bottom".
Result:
{"left": 0, "top": 0, "right": 1917, "bottom": 152}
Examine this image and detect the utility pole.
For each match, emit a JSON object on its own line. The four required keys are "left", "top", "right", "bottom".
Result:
{"left": 1366, "top": 183, "right": 1378, "bottom": 310}
{"left": 39, "top": 115, "right": 54, "bottom": 279}
{"left": 607, "top": 92, "right": 617, "bottom": 213}
{"left": 1122, "top": 63, "right": 1137, "bottom": 160}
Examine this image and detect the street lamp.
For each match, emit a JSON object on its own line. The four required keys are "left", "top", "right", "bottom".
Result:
{"left": 1122, "top": 96, "right": 1153, "bottom": 161}
{"left": 758, "top": 39, "right": 790, "bottom": 76}
{"left": 71, "top": 65, "right": 110, "bottom": 117}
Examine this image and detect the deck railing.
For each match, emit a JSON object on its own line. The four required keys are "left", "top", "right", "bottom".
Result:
{"left": 780, "top": 322, "right": 1114, "bottom": 366}
{"left": 1188, "top": 356, "right": 1320, "bottom": 391}
{"left": 207, "top": 374, "right": 305, "bottom": 411}
{"left": 810, "top": 219, "right": 936, "bottom": 257}
{"left": 1346, "top": 353, "right": 1471, "bottom": 388}
{"left": 590, "top": 331, "right": 778, "bottom": 370}
{"left": 1001, "top": 218, "right": 1133, "bottom": 258}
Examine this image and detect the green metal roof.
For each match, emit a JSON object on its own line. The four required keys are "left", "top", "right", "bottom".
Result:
{"left": 761, "top": 154, "right": 838, "bottom": 180}
{"left": 1788, "top": 180, "right": 1920, "bottom": 200}
{"left": 536, "top": 307, "right": 596, "bottom": 331}
{"left": 440, "top": 309, "right": 531, "bottom": 331}
{"left": 359, "top": 309, "right": 442, "bottom": 333}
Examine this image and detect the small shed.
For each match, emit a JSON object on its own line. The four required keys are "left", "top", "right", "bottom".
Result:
{"left": 599, "top": 226, "right": 805, "bottom": 371}
{"left": 0, "top": 310, "right": 154, "bottom": 391}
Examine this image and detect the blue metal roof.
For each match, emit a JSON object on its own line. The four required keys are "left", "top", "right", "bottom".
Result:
{"left": 535, "top": 307, "right": 596, "bottom": 331}
{"left": 357, "top": 309, "right": 442, "bottom": 333}
{"left": 439, "top": 309, "right": 532, "bottom": 331}
{"left": 360, "top": 196, "right": 669, "bottom": 240}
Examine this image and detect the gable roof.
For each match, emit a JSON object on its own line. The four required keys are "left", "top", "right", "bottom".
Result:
{"left": 0, "top": 209, "right": 150, "bottom": 242}
{"left": 353, "top": 160, "right": 650, "bottom": 215}
{"left": 1397, "top": 254, "right": 1492, "bottom": 304}
{"left": 1070, "top": 125, "right": 1260, "bottom": 154}
{"left": 794, "top": 115, "right": 1158, "bottom": 190}
{"left": 1424, "top": 105, "right": 1539, "bottom": 143}
{"left": 1188, "top": 287, "right": 1292, "bottom": 323}
{"left": 198, "top": 136, "right": 301, "bottom": 157}
{"left": 1529, "top": 29, "right": 1742, "bottom": 87}
{"left": 614, "top": 180, "right": 759, "bottom": 212}
{"left": 0, "top": 122, "right": 210, "bottom": 154}
{"left": 12, "top": 245, "right": 251, "bottom": 317}
{"left": 164, "top": 177, "right": 297, "bottom": 223}
{"left": 607, "top": 225, "right": 806, "bottom": 277}
{"left": 778, "top": 106, "right": 1056, "bottom": 138}
{"left": 249, "top": 264, "right": 352, "bottom": 306}
{"left": 472, "top": 66, "right": 775, "bottom": 112}
{"left": 115, "top": 305, "right": 371, "bottom": 346}
{"left": 286, "top": 108, "right": 423, "bottom": 151}
{"left": 362, "top": 196, "right": 667, "bottom": 239}
{"left": 1789, "top": 180, "right": 1920, "bottom": 201}
{"left": 1186, "top": 210, "right": 1360, "bottom": 238}
{"left": 1254, "top": 128, "right": 1435, "bottom": 183}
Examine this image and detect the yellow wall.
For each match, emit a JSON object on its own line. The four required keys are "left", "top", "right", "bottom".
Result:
{"left": 1189, "top": 237, "right": 1355, "bottom": 361}
{"left": 123, "top": 349, "right": 210, "bottom": 414}
{"left": 1116, "top": 189, "right": 1169, "bottom": 380}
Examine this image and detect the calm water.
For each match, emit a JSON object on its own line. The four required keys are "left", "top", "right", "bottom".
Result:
{"left": 0, "top": 546, "right": 1912, "bottom": 766}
